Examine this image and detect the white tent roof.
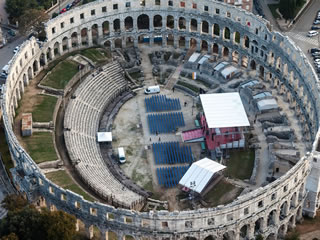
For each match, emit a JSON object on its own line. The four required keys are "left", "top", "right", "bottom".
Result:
{"left": 200, "top": 93, "right": 250, "bottom": 128}
{"left": 214, "top": 61, "right": 229, "bottom": 71}
{"left": 179, "top": 158, "right": 226, "bottom": 194}
{"left": 221, "top": 66, "right": 238, "bottom": 79}
{"left": 97, "top": 132, "right": 112, "bottom": 142}
{"left": 257, "top": 98, "right": 278, "bottom": 111}
{"left": 198, "top": 55, "right": 210, "bottom": 65}
{"left": 188, "top": 53, "right": 201, "bottom": 63}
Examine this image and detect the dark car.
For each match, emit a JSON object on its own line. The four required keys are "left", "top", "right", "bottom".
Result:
{"left": 66, "top": 4, "right": 72, "bottom": 10}
{"left": 311, "top": 48, "right": 320, "bottom": 53}
{"left": 7, "top": 29, "right": 16, "bottom": 37}
{"left": 311, "top": 26, "right": 320, "bottom": 30}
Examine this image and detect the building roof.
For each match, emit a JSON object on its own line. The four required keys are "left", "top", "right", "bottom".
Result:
{"left": 188, "top": 52, "right": 201, "bottom": 63}
{"left": 200, "top": 93, "right": 250, "bottom": 128}
{"left": 257, "top": 98, "right": 278, "bottom": 111}
{"left": 97, "top": 132, "right": 112, "bottom": 142}
{"left": 179, "top": 158, "right": 226, "bottom": 193}
{"left": 220, "top": 66, "right": 238, "bottom": 79}
{"left": 198, "top": 55, "right": 210, "bottom": 65}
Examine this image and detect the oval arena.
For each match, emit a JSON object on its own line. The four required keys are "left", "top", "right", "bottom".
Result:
{"left": 2, "top": 0, "right": 320, "bottom": 239}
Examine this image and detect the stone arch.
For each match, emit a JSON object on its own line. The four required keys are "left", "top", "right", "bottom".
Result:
{"left": 71, "top": 32, "right": 78, "bottom": 47}
{"left": 290, "top": 192, "right": 297, "bottom": 208}
{"left": 276, "top": 57, "right": 281, "bottom": 70}
{"left": 190, "top": 38, "right": 197, "bottom": 49}
{"left": 153, "top": 15, "right": 162, "bottom": 28}
{"left": 232, "top": 51, "right": 239, "bottom": 63}
{"left": 212, "top": 43, "right": 219, "bottom": 54}
{"left": 179, "top": 17, "right": 186, "bottom": 30}
{"left": 266, "top": 233, "right": 276, "bottom": 240}
{"left": 223, "top": 47, "right": 229, "bottom": 57}
{"left": 267, "top": 209, "right": 277, "bottom": 226}
{"left": 179, "top": 36, "right": 186, "bottom": 48}
{"left": 154, "top": 34, "right": 162, "bottom": 46}
{"left": 138, "top": 34, "right": 149, "bottom": 45}
{"left": 190, "top": 18, "right": 197, "bottom": 32}
{"left": 167, "top": 34, "right": 174, "bottom": 46}
{"left": 234, "top": 31, "right": 240, "bottom": 44}
{"left": 124, "top": 235, "right": 135, "bottom": 240}
{"left": 288, "top": 215, "right": 295, "bottom": 230}
{"left": 202, "top": 20, "right": 209, "bottom": 34}
{"left": 239, "top": 224, "right": 249, "bottom": 239}
{"left": 104, "top": 40, "right": 111, "bottom": 48}
{"left": 259, "top": 65, "right": 264, "bottom": 79}
{"left": 283, "top": 63, "right": 288, "bottom": 76}
{"left": 113, "top": 19, "right": 120, "bottom": 32}
{"left": 224, "top": 27, "right": 230, "bottom": 40}
{"left": 15, "top": 87, "right": 20, "bottom": 101}
{"left": 201, "top": 40, "right": 208, "bottom": 52}
{"left": 204, "top": 236, "right": 217, "bottom": 240}
{"left": 23, "top": 73, "right": 28, "bottom": 86}
{"left": 243, "top": 35, "right": 250, "bottom": 48}
{"left": 254, "top": 217, "right": 264, "bottom": 235}
{"left": 137, "top": 14, "right": 150, "bottom": 30}
{"left": 250, "top": 59, "right": 256, "bottom": 70}
{"left": 91, "top": 24, "right": 98, "bottom": 44}
{"left": 213, "top": 23, "right": 220, "bottom": 36}
{"left": 125, "top": 16, "right": 133, "bottom": 31}
{"left": 167, "top": 15, "right": 174, "bottom": 29}
{"left": 27, "top": 66, "right": 33, "bottom": 80}
{"left": 81, "top": 28, "right": 88, "bottom": 46}
{"left": 102, "top": 21, "right": 110, "bottom": 36}
{"left": 126, "top": 36, "right": 134, "bottom": 48}
{"left": 75, "top": 218, "right": 85, "bottom": 232}
{"left": 62, "top": 36, "right": 68, "bottom": 51}
{"left": 279, "top": 201, "right": 289, "bottom": 219}
{"left": 278, "top": 224, "right": 286, "bottom": 238}
{"left": 33, "top": 60, "right": 39, "bottom": 75}
{"left": 241, "top": 56, "right": 248, "bottom": 68}
{"left": 114, "top": 38, "right": 122, "bottom": 48}
{"left": 223, "top": 231, "right": 235, "bottom": 240}
{"left": 53, "top": 41, "right": 60, "bottom": 56}
{"left": 105, "top": 231, "right": 118, "bottom": 240}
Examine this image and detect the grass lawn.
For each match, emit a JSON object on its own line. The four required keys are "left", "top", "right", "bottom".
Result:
{"left": 23, "top": 132, "right": 57, "bottom": 163}
{"left": 41, "top": 60, "right": 79, "bottom": 89}
{"left": 203, "top": 179, "right": 241, "bottom": 207}
{"left": 46, "top": 170, "right": 95, "bottom": 202}
{"left": 225, "top": 149, "right": 255, "bottom": 180}
{"left": 80, "top": 48, "right": 110, "bottom": 63}
{"left": 0, "top": 125, "right": 14, "bottom": 174}
{"left": 32, "top": 95, "right": 57, "bottom": 122}
{"left": 268, "top": 4, "right": 281, "bottom": 19}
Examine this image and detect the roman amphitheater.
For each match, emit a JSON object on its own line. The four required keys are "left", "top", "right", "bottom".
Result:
{"left": 2, "top": 0, "right": 320, "bottom": 239}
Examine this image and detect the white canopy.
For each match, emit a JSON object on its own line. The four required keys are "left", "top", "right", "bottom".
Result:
{"left": 200, "top": 93, "right": 250, "bottom": 128}
{"left": 257, "top": 98, "right": 278, "bottom": 111}
{"left": 198, "top": 55, "right": 210, "bottom": 65}
{"left": 188, "top": 53, "right": 201, "bottom": 63}
{"left": 221, "top": 66, "right": 238, "bottom": 79}
{"left": 97, "top": 132, "right": 112, "bottom": 142}
{"left": 214, "top": 61, "right": 229, "bottom": 71}
{"left": 179, "top": 158, "right": 226, "bottom": 194}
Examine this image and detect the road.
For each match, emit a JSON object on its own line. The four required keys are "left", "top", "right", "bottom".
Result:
{"left": 0, "top": 36, "right": 25, "bottom": 73}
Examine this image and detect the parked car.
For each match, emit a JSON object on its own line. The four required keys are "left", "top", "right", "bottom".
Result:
{"left": 307, "top": 30, "right": 319, "bottom": 37}
{"left": 59, "top": 8, "right": 66, "bottom": 14}
{"left": 311, "top": 26, "right": 320, "bottom": 30}
{"left": 311, "top": 48, "right": 320, "bottom": 53}
{"left": 13, "top": 46, "right": 20, "bottom": 54}
{"left": 66, "top": 4, "right": 72, "bottom": 10}
{"left": 314, "top": 20, "right": 320, "bottom": 25}
{"left": 7, "top": 29, "right": 16, "bottom": 37}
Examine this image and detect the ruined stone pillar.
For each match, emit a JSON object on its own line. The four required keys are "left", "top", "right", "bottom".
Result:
{"left": 162, "top": 33, "right": 167, "bottom": 47}
{"left": 174, "top": 17, "right": 178, "bottom": 30}
{"left": 98, "top": 25, "right": 103, "bottom": 38}
{"left": 67, "top": 38, "right": 72, "bottom": 50}
{"left": 86, "top": 225, "right": 94, "bottom": 239}
{"left": 186, "top": 19, "right": 190, "bottom": 33}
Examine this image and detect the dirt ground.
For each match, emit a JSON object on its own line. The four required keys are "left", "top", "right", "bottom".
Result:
{"left": 295, "top": 211, "right": 320, "bottom": 239}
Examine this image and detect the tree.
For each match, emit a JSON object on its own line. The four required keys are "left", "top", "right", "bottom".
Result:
{"left": 5, "top": 0, "right": 38, "bottom": 22}
{"left": 1, "top": 194, "right": 28, "bottom": 212}
{"left": 18, "top": 8, "right": 49, "bottom": 36}
{"left": 0, "top": 194, "right": 77, "bottom": 240}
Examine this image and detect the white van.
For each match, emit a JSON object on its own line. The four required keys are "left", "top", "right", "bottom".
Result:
{"left": 144, "top": 85, "right": 160, "bottom": 94}
{"left": 307, "top": 30, "right": 319, "bottom": 37}
{"left": 118, "top": 147, "right": 126, "bottom": 164}
{"left": 1, "top": 64, "right": 9, "bottom": 78}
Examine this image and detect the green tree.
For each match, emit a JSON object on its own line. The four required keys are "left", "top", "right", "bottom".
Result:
{"left": 0, "top": 194, "right": 77, "bottom": 240}
{"left": 18, "top": 8, "right": 49, "bottom": 35}
{"left": 5, "top": 0, "right": 38, "bottom": 22}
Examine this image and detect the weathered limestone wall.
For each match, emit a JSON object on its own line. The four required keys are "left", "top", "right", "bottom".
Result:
{"left": 1, "top": 0, "right": 320, "bottom": 239}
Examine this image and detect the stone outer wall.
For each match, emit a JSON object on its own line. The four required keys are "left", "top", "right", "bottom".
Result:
{"left": 1, "top": 0, "right": 320, "bottom": 239}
